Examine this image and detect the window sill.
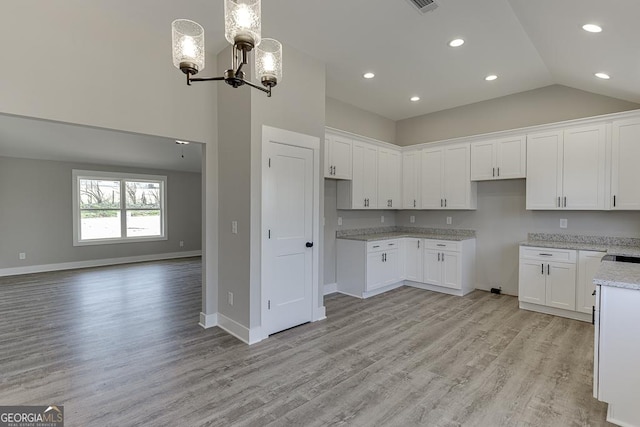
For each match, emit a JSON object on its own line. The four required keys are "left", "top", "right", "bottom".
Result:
{"left": 73, "top": 236, "right": 168, "bottom": 247}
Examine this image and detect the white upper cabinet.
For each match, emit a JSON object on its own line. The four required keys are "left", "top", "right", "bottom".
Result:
{"left": 324, "top": 133, "right": 352, "bottom": 179}
{"left": 421, "top": 144, "right": 476, "bottom": 210}
{"left": 337, "top": 141, "right": 378, "bottom": 209}
{"left": 471, "top": 135, "right": 526, "bottom": 181}
{"left": 526, "top": 125, "right": 607, "bottom": 210}
{"left": 402, "top": 150, "right": 421, "bottom": 209}
{"left": 612, "top": 118, "right": 640, "bottom": 210}
{"left": 378, "top": 147, "right": 401, "bottom": 209}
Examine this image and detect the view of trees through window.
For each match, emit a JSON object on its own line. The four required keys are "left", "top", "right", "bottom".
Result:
{"left": 79, "top": 178, "right": 163, "bottom": 241}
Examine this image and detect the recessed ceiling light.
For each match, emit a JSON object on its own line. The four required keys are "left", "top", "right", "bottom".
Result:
{"left": 583, "top": 24, "right": 602, "bottom": 33}
{"left": 175, "top": 140, "right": 190, "bottom": 145}
{"left": 363, "top": 72, "right": 375, "bottom": 79}
{"left": 449, "top": 38, "right": 465, "bottom": 48}
{"left": 485, "top": 74, "right": 498, "bottom": 81}
{"left": 410, "top": 96, "right": 420, "bottom": 102}
{"left": 595, "top": 72, "right": 610, "bottom": 80}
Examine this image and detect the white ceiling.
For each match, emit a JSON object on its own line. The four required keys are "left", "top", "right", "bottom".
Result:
{"left": 0, "top": 114, "right": 202, "bottom": 173}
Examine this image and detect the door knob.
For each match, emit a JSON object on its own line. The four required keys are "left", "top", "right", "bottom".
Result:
{"left": 305, "top": 242, "right": 314, "bottom": 248}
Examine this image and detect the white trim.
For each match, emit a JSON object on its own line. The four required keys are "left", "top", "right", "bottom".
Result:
{"left": 72, "top": 169, "right": 168, "bottom": 246}
{"left": 325, "top": 126, "right": 399, "bottom": 150}
{"left": 324, "top": 282, "right": 338, "bottom": 295}
{"left": 199, "top": 312, "right": 218, "bottom": 329}
{"left": 0, "top": 250, "right": 201, "bottom": 277}
{"left": 217, "top": 313, "right": 251, "bottom": 344}
{"left": 404, "top": 280, "right": 471, "bottom": 296}
{"left": 607, "top": 404, "right": 636, "bottom": 427}
{"left": 314, "top": 305, "right": 327, "bottom": 321}
{"left": 519, "top": 301, "right": 592, "bottom": 323}
{"left": 362, "top": 282, "right": 405, "bottom": 298}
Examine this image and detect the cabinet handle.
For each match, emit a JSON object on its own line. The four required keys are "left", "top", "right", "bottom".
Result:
{"left": 441, "top": 253, "right": 445, "bottom": 262}
{"left": 388, "top": 243, "right": 395, "bottom": 246}
{"left": 592, "top": 290, "right": 596, "bottom": 296}
{"left": 558, "top": 197, "right": 561, "bottom": 208}
{"left": 497, "top": 167, "right": 500, "bottom": 177}
{"left": 493, "top": 167, "right": 495, "bottom": 177}
{"left": 441, "top": 199, "right": 443, "bottom": 208}
{"left": 547, "top": 264, "right": 550, "bottom": 275}
{"left": 538, "top": 253, "right": 553, "bottom": 257}
{"left": 384, "top": 253, "right": 387, "bottom": 262}
{"left": 437, "top": 244, "right": 446, "bottom": 247}
{"left": 541, "top": 263, "right": 544, "bottom": 275}
{"left": 390, "top": 200, "right": 393, "bottom": 208}
{"left": 445, "top": 199, "right": 447, "bottom": 208}
{"left": 413, "top": 200, "right": 416, "bottom": 208}
{"left": 438, "top": 253, "right": 440, "bottom": 262}
{"left": 417, "top": 240, "right": 420, "bottom": 249}
{"left": 564, "top": 196, "right": 567, "bottom": 208}
{"left": 614, "top": 195, "right": 616, "bottom": 208}
{"left": 333, "top": 166, "right": 336, "bottom": 175}
{"left": 592, "top": 306, "right": 595, "bottom": 325}
{"left": 373, "top": 245, "right": 380, "bottom": 248}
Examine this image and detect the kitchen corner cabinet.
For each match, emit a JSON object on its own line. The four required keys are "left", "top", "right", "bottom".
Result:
{"left": 377, "top": 147, "right": 401, "bottom": 209}
{"left": 611, "top": 118, "right": 640, "bottom": 210}
{"left": 471, "top": 135, "right": 526, "bottom": 181}
{"left": 337, "top": 239, "right": 401, "bottom": 298}
{"left": 337, "top": 141, "right": 378, "bottom": 209}
{"left": 420, "top": 144, "right": 477, "bottom": 210}
{"left": 402, "top": 150, "right": 421, "bottom": 209}
{"left": 526, "top": 124, "right": 607, "bottom": 210}
{"left": 324, "top": 133, "right": 352, "bottom": 179}
{"left": 576, "top": 250, "right": 606, "bottom": 314}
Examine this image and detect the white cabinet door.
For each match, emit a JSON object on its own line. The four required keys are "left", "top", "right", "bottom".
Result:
{"left": 526, "top": 130, "right": 563, "bottom": 210}
{"left": 420, "top": 148, "right": 443, "bottom": 209}
{"left": 350, "top": 143, "right": 367, "bottom": 209}
{"left": 404, "top": 238, "right": 423, "bottom": 282}
{"left": 577, "top": 251, "right": 606, "bottom": 314}
{"left": 363, "top": 144, "right": 378, "bottom": 209}
{"left": 612, "top": 118, "right": 640, "bottom": 210}
{"left": 441, "top": 251, "right": 461, "bottom": 290}
{"left": 382, "top": 249, "right": 400, "bottom": 286}
{"left": 496, "top": 135, "right": 526, "bottom": 179}
{"left": 470, "top": 140, "right": 496, "bottom": 181}
{"left": 402, "top": 151, "right": 421, "bottom": 209}
{"left": 423, "top": 249, "right": 442, "bottom": 285}
{"left": 518, "top": 259, "right": 546, "bottom": 305}
{"left": 331, "top": 135, "right": 353, "bottom": 180}
{"left": 378, "top": 148, "right": 401, "bottom": 209}
{"left": 324, "top": 135, "right": 332, "bottom": 178}
{"left": 366, "top": 251, "right": 385, "bottom": 291}
{"left": 443, "top": 145, "right": 471, "bottom": 209}
{"left": 546, "top": 262, "right": 577, "bottom": 311}
{"left": 563, "top": 124, "right": 607, "bottom": 210}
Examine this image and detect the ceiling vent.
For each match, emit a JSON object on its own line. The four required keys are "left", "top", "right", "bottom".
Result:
{"left": 405, "top": 0, "right": 439, "bottom": 13}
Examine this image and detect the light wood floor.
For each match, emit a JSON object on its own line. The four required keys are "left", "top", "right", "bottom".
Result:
{"left": 0, "top": 258, "right": 611, "bottom": 426}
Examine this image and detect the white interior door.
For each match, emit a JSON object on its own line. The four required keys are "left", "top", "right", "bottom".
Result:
{"left": 263, "top": 141, "right": 314, "bottom": 336}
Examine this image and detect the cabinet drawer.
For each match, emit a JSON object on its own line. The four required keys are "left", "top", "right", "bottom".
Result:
{"left": 424, "top": 240, "right": 461, "bottom": 252}
{"left": 520, "top": 246, "right": 577, "bottom": 263}
{"left": 367, "top": 239, "right": 399, "bottom": 253}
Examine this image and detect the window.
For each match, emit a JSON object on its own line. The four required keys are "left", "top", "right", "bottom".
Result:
{"left": 72, "top": 170, "right": 167, "bottom": 245}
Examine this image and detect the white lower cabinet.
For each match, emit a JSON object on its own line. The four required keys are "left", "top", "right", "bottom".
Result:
{"left": 337, "top": 237, "right": 475, "bottom": 298}
{"left": 518, "top": 246, "right": 604, "bottom": 321}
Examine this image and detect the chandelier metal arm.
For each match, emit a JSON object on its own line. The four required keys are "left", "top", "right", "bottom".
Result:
{"left": 241, "top": 78, "right": 272, "bottom": 97}
{"left": 186, "top": 73, "right": 271, "bottom": 97}
{"left": 187, "top": 75, "right": 225, "bottom": 86}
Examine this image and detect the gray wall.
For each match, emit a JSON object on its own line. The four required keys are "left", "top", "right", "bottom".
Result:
{"left": 396, "top": 85, "right": 640, "bottom": 146}
{"left": 0, "top": 156, "right": 202, "bottom": 269}
{"left": 326, "top": 97, "right": 397, "bottom": 143}
{"left": 397, "top": 180, "right": 640, "bottom": 296}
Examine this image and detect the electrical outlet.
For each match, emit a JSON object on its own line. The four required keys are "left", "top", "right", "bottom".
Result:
{"left": 410, "top": 215, "right": 415, "bottom": 224}
{"left": 19, "top": 252, "right": 26, "bottom": 260}
{"left": 381, "top": 215, "right": 385, "bottom": 223}
{"left": 560, "top": 218, "right": 568, "bottom": 229}
{"left": 232, "top": 221, "right": 238, "bottom": 234}
{"left": 228, "top": 292, "right": 234, "bottom": 306}
{"left": 337, "top": 217, "right": 343, "bottom": 226}
{"left": 447, "top": 217, "right": 452, "bottom": 225}
{"left": 179, "top": 241, "right": 184, "bottom": 247}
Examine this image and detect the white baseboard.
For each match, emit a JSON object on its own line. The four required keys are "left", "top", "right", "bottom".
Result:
{"left": 199, "top": 312, "right": 218, "bottom": 329}
{"left": 314, "top": 305, "right": 327, "bottom": 321}
{"left": 404, "top": 281, "right": 468, "bottom": 297}
{"left": 323, "top": 283, "right": 338, "bottom": 295}
{"left": 217, "top": 313, "right": 266, "bottom": 345}
{"left": 519, "top": 301, "right": 591, "bottom": 323}
{"left": 0, "top": 250, "right": 202, "bottom": 277}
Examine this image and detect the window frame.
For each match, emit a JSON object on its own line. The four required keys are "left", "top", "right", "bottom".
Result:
{"left": 72, "top": 170, "right": 168, "bottom": 246}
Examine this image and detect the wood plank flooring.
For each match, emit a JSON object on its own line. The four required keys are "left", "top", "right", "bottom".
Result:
{"left": 0, "top": 258, "right": 611, "bottom": 426}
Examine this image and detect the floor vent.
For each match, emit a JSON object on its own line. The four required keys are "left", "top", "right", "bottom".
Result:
{"left": 405, "top": 0, "right": 439, "bottom": 13}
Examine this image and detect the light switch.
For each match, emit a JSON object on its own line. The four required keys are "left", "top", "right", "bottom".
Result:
{"left": 337, "top": 217, "right": 343, "bottom": 226}
{"left": 232, "top": 221, "right": 238, "bottom": 234}
{"left": 560, "top": 219, "right": 568, "bottom": 229}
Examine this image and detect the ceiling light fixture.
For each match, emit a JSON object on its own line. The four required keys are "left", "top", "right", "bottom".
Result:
{"left": 410, "top": 96, "right": 421, "bottom": 102}
{"left": 363, "top": 72, "right": 375, "bottom": 79}
{"left": 485, "top": 75, "right": 498, "bottom": 81}
{"left": 595, "top": 72, "right": 611, "bottom": 80}
{"left": 582, "top": 24, "right": 603, "bottom": 33}
{"left": 175, "top": 140, "right": 191, "bottom": 145}
{"left": 449, "top": 39, "right": 465, "bottom": 47}
{"left": 171, "top": 0, "right": 282, "bottom": 97}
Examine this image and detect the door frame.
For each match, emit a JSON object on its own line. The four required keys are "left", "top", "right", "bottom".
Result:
{"left": 261, "top": 125, "right": 323, "bottom": 340}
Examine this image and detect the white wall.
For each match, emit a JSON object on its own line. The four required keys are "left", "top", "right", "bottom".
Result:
{"left": 326, "top": 97, "right": 397, "bottom": 144}
{"left": 396, "top": 85, "right": 640, "bottom": 146}
{"left": 0, "top": 156, "right": 202, "bottom": 270}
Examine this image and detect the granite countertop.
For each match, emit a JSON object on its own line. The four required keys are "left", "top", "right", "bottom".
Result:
{"left": 336, "top": 227, "right": 476, "bottom": 242}
{"left": 594, "top": 260, "right": 640, "bottom": 291}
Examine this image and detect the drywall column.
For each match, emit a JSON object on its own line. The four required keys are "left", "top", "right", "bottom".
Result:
{"left": 200, "top": 142, "right": 219, "bottom": 327}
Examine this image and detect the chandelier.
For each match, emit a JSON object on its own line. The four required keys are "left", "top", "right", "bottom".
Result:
{"left": 171, "top": 0, "right": 282, "bottom": 97}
